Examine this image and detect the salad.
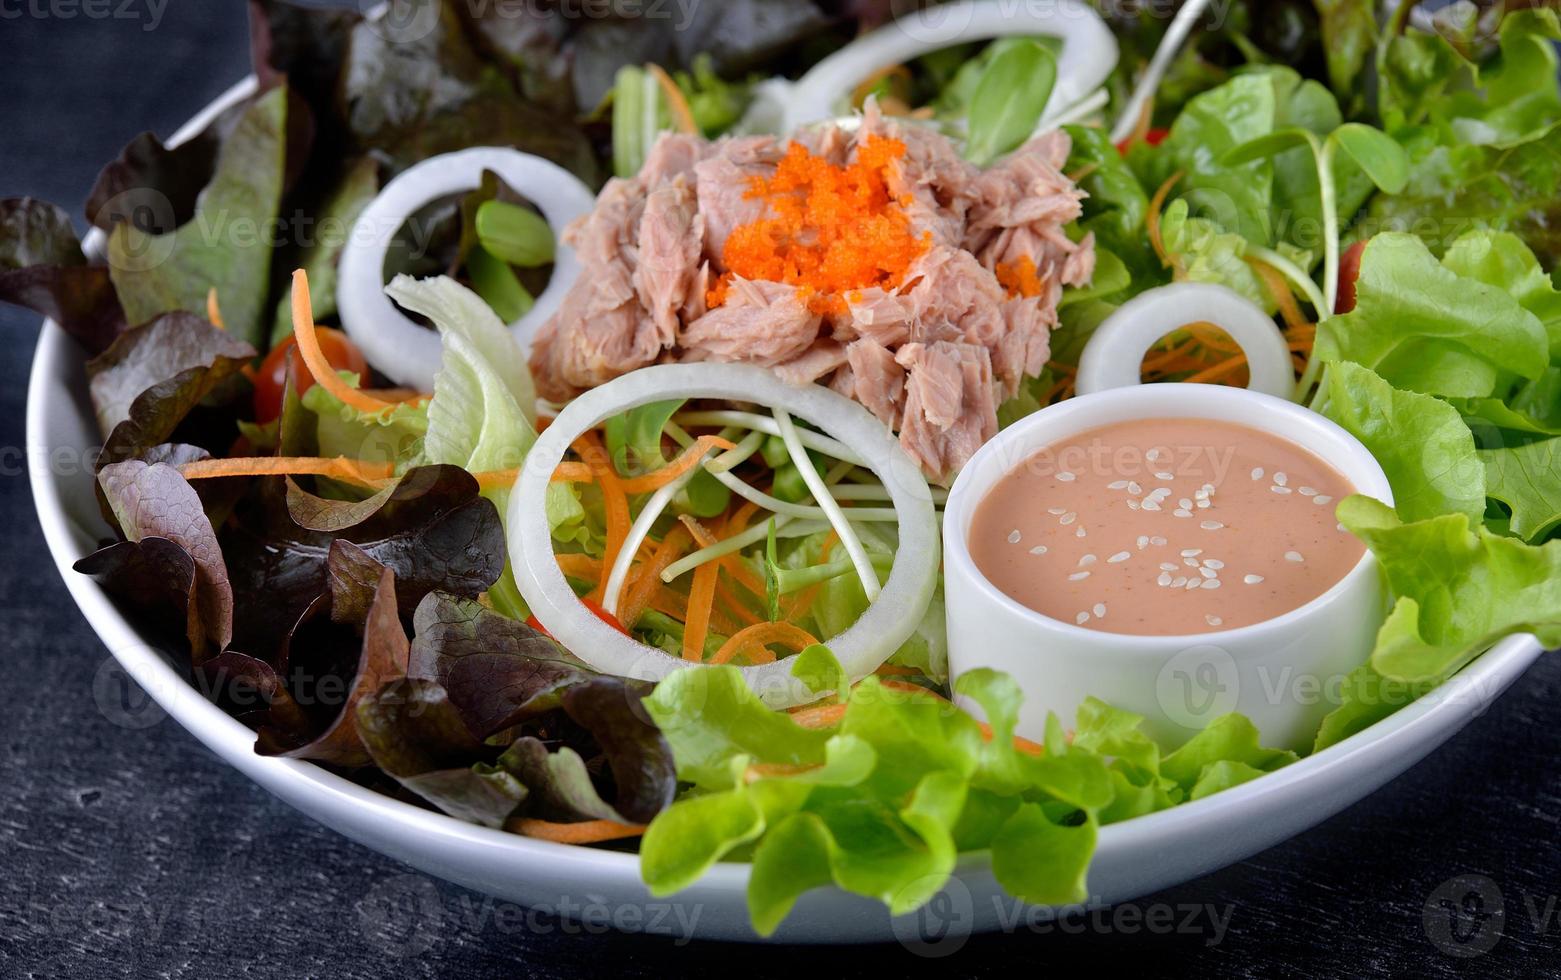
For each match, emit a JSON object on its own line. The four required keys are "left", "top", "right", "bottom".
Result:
{"left": 7, "top": 0, "right": 1561, "bottom": 935}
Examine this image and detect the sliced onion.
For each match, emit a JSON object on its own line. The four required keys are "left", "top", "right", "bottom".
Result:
{"left": 1109, "top": 0, "right": 1212, "bottom": 143}
{"left": 508, "top": 363, "right": 940, "bottom": 709}
{"left": 337, "top": 147, "right": 596, "bottom": 391}
{"left": 780, "top": 0, "right": 1118, "bottom": 134}
{"left": 1076, "top": 283, "right": 1297, "bottom": 400}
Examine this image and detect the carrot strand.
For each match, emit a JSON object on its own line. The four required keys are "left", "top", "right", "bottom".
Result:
{"left": 645, "top": 63, "right": 699, "bottom": 136}
{"left": 290, "top": 270, "right": 399, "bottom": 416}
{"left": 575, "top": 431, "right": 630, "bottom": 604}
{"left": 616, "top": 435, "right": 736, "bottom": 493}
{"left": 1147, "top": 171, "right": 1184, "bottom": 274}
{"left": 710, "top": 621, "right": 818, "bottom": 666}
{"left": 619, "top": 525, "right": 692, "bottom": 629}
{"left": 178, "top": 455, "right": 395, "bottom": 488}
{"left": 507, "top": 818, "right": 645, "bottom": 844}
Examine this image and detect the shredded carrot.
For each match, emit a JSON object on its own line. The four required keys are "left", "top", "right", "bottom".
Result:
{"left": 1183, "top": 354, "right": 1249, "bottom": 385}
{"left": 711, "top": 134, "right": 930, "bottom": 317}
{"left": 645, "top": 62, "right": 698, "bottom": 136}
{"left": 817, "top": 529, "right": 840, "bottom": 562}
{"left": 619, "top": 525, "right": 692, "bottom": 629}
{"left": 550, "top": 462, "right": 594, "bottom": 483}
{"left": 291, "top": 270, "right": 400, "bottom": 416}
{"left": 575, "top": 431, "right": 630, "bottom": 604}
{"left": 1146, "top": 171, "right": 1184, "bottom": 275}
{"left": 178, "top": 455, "right": 395, "bottom": 488}
{"left": 472, "top": 461, "right": 594, "bottom": 490}
{"left": 616, "top": 435, "right": 736, "bottom": 493}
{"left": 554, "top": 553, "right": 604, "bottom": 583}
{"left": 1186, "top": 321, "right": 1243, "bottom": 355}
{"left": 508, "top": 818, "right": 645, "bottom": 844}
{"left": 1065, "top": 161, "right": 1101, "bottom": 185}
{"left": 715, "top": 579, "right": 763, "bottom": 626}
{"left": 790, "top": 702, "right": 847, "bottom": 729}
{"left": 677, "top": 512, "right": 764, "bottom": 603}
{"left": 1249, "top": 258, "right": 1311, "bottom": 333}
{"left": 710, "top": 621, "right": 818, "bottom": 666}
{"left": 206, "top": 287, "right": 224, "bottom": 329}
{"left": 684, "top": 560, "right": 719, "bottom": 662}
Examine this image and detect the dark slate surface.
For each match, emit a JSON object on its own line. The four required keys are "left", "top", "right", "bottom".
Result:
{"left": 2, "top": 5, "right": 1559, "bottom": 976}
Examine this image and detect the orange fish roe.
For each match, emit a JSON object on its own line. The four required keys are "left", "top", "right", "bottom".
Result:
{"left": 994, "top": 255, "right": 1044, "bottom": 298}
{"left": 710, "top": 135, "right": 931, "bottom": 316}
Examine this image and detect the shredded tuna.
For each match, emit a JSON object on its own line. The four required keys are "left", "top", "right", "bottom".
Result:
{"left": 530, "top": 107, "right": 1094, "bottom": 480}
{"left": 679, "top": 277, "right": 820, "bottom": 366}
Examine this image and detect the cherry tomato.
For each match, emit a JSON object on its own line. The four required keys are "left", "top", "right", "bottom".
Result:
{"left": 1115, "top": 128, "right": 1170, "bottom": 155}
{"left": 252, "top": 328, "right": 370, "bottom": 423}
{"left": 1336, "top": 239, "right": 1368, "bottom": 315}
{"left": 527, "top": 597, "right": 629, "bottom": 638}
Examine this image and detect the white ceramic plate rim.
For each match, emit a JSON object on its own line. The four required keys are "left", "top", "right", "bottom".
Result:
{"left": 24, "top": 73, "right": 1547, "bottom": 943}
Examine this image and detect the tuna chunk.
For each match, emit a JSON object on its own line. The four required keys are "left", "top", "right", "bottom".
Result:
{"left": 530, "top": 178, "right": 655, "bottom": 399}
{"left": 641, "top": 133, "right": 712, "bottom": 187}
{"left": 895, "top": 341, "right": 999, "bottom": 481}
{"left": 775, "top": 340, "right": 848, "bottom": 386}
{"left": 964, "top": 131, "right": 1096, "bottom": 298}
{"left": 634, "top": 175, "right": 704, "bottom": 347}
{"left": 694, "top": 136, "right": 784, "bottom": 264}
{"left": 992, "top": 295, "right": 1053, "bottom": 399}
{"left": 527, "top": 107, "right": 1092, "bottom": 480}
{"left": 678, "top": 277, "right": 820, "bottom": 365}
{"left": 842, "top": 338, "right": 905, "bottom": 426}
{"left": 843, "top": 287, "right": 912, "bottom": 347}
{"left": 900, "top": 246, "right": 1007, "bottom": 348}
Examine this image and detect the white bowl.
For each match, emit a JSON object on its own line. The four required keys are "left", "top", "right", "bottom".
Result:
{"left": 943, "top": 384, "right": 1394, "bottom": 750}
{"left": 23, "top": 75, "right": 1546, "bottom": 945}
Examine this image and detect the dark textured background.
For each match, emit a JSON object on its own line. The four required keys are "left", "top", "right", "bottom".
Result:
{"left": 3, "top": 4, "right": 1560, "bottom": 976}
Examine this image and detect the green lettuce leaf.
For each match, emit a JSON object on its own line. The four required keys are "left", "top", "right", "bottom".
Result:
{"left": 1315, "top": 233, "right": 1548, "bottom": 398}
{"left": 1322, "top": 361, "right": 1486, "bottom": 523}
{"left": 1339, "top": 495, "right": 1561, "bottom": 684}
{"left": 108, "top": 86, "right": 289, "bottom": 349}
{"left": 1134, "top": 71, "right": 1278, "bottom": 246}
{"left": 1441, "top": 231, "right": 1561, "bottom": 362}
{"left": 1482, "top": 438, "right": 1561, "bottom": 542}
{"left": 641, "top": 649, "right": 1287, "bottom": 935}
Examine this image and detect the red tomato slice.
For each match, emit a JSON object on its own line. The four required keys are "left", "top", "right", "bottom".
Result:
{"left": 1336, "top": 239, "right": 1368, "bottom": 315}
{"left": 253, "top": 328, "right": 370, "bottom": 423}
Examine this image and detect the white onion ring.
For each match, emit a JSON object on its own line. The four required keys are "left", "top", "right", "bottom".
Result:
{"left": 1076, "top": 283, "right": 1297, "bottom": 400}
{"left": 337, "top": 147, "right": 595, "bottom": 391}
{"left": 1108, "top": 0, "right": 1211, "bottom": 143}
{"left": 778, "top": 0, "right": 1118, "bottom": 133}
{"left": 507, "top": 364, "right": 940, "bottom": 709}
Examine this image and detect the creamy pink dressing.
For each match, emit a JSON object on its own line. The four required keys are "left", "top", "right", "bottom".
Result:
{"left": 968, "top": 418, "right": 1364, "bottom": 635}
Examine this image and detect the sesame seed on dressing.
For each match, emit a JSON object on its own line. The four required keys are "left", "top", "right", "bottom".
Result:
{"left": 1008, "top": 529, "right": 1021, "bottom": 544}
{"left": 967, "top": 417, "right": 1362, "bottom": 636}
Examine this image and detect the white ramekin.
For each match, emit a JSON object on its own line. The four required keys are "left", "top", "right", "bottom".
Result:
{"left": 942, "top": 384, "right": 1394, "bottom": 751}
